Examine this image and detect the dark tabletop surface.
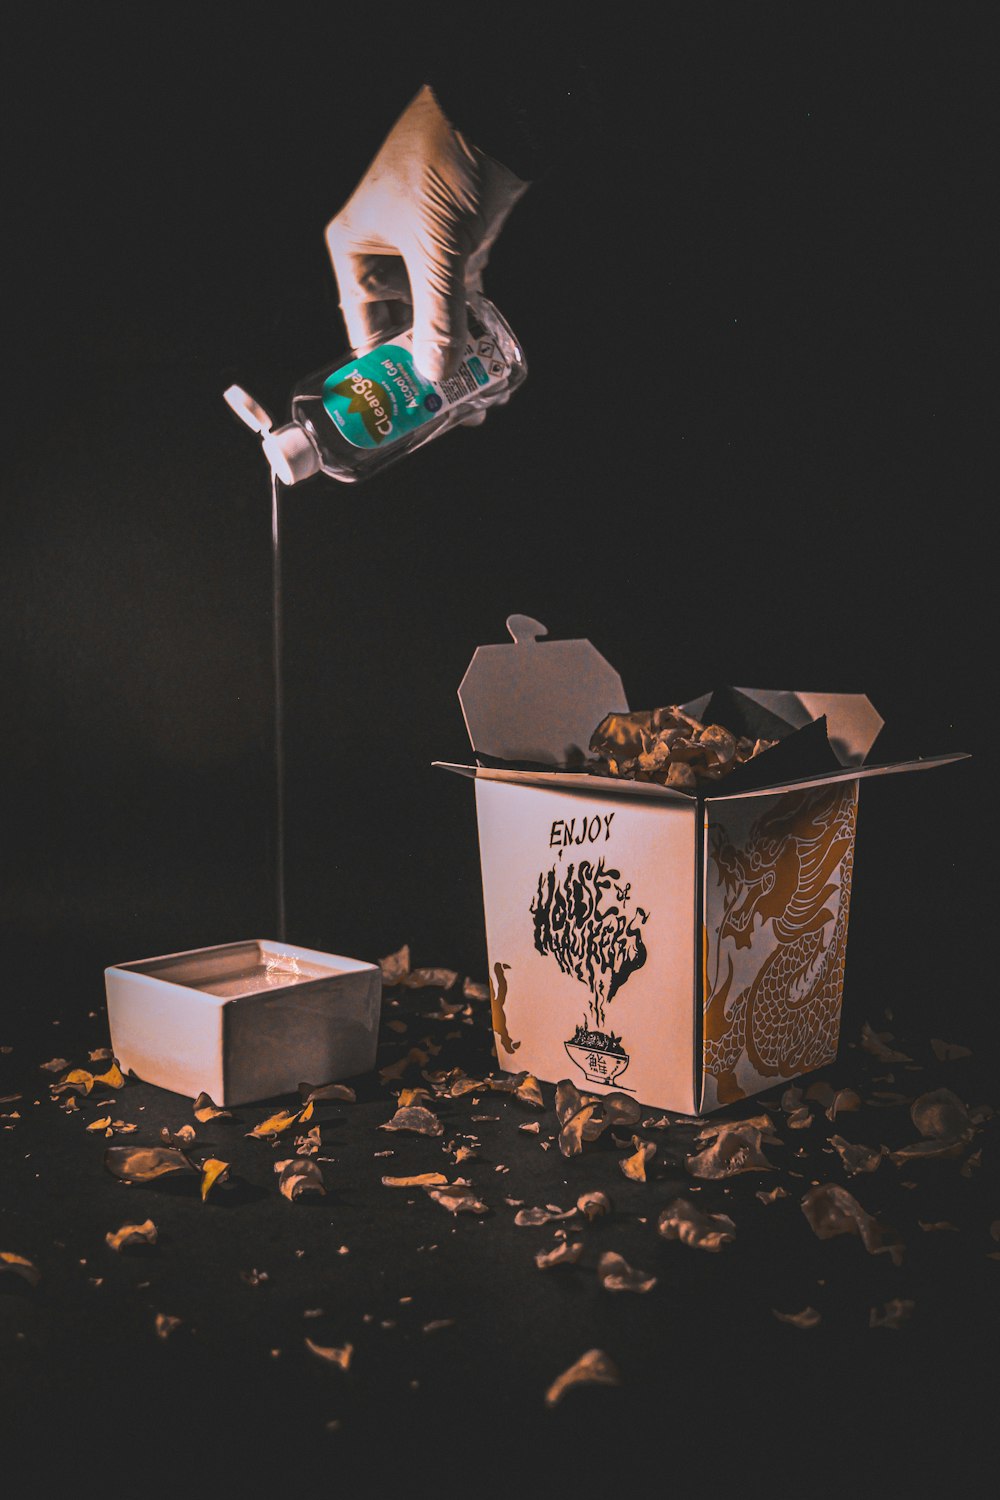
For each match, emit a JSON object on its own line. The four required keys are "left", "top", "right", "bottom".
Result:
{"left": 3, "top": 7, "right": 994, "bottom": 1490}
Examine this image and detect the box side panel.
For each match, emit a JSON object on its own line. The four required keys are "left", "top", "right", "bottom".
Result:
{"left": 105, "top": 970, "right": 225, "bottom": 1103}
{"left": 224, "top": 968, "right": 382, "bottom": 1106}
{"left": 474, "top": 778, "right": 699, "bottom": 1113}
{"left": 701, "top": 779, "right": 858, "bottom": 1111}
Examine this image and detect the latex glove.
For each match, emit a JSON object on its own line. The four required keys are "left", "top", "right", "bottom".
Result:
{"left": 325, "top": 84, "right": 528, "bottom": 384}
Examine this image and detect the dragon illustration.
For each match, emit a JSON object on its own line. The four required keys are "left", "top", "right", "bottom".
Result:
{"left": 704, "top": 781, "right": 857, "bottom": 1104}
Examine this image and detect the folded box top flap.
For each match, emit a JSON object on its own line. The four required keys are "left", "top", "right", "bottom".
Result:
{"left": 682, "top": 686, "right": 884, "bottom": 767}
{"left": 460, "top": 619, "right": 884, "bottom": 777}
{"left": 458, "top": 615, "right": 628, "bottom": 766}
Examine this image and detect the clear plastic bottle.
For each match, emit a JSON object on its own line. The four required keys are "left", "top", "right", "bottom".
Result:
{"left": 224, "top": 295, "right": 526, "bottom": 485}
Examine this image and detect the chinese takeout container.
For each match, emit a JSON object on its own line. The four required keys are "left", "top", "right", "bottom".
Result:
{"left": 105, "top": 939, "right": 381, "bottom": 1106}
{"left": 436, "top": 616, "right": 966, "bottom": 1115}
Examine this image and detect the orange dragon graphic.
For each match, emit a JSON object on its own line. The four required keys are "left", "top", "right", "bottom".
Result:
{"left": 704, "top": 781, "right": 857, "bottom": 1105}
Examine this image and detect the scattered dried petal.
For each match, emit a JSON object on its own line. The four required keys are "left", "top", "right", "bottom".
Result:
{"left": 155, "top": 1313, "right": 182, "bottom": 1339}
{"left": 800, "top": 1184, "right": 903, "bottom": 1264}
{"left": 597, "top": 1251, "right": 656, "bottom": 1293}
{"left": 305, "top": 1337, "right": 353, "bottom": 1369}
{"left": 830, "top": 1135, "right": 885, "bottom": 1175}
{"left": 0, "top": 1252, "right": 41, "bottom": 1286}
{"left": 39, "top": 1057, "right": 69, "bottom": 1073}
{"left": 910, "top": 1088, "right": 973, "bottom": 1141}
{"left": 295, "top": 1126, "right": 322, "bottom": 1156}
{"left": 535, "top": 1240, "right": 584, "bottom": 1270}
{"left": 930, "top": 1039, "right": 972, "bottom": 1062}
{"left": 200, "top": 1158, "right": 230, "bottom": 1201}
{"left": 299, "top": 1082, "right": 356, "bottom": 1104}
{"left": 160, "top": 1125, "right": 196, "bottom": 1147}
{"left": 50, "top": 1068, "right": 94, "bottom": 1097}
{"left": 105, "top": 1220, "right": 157, "bottom": 1252}
{"left": 381, "top": 1173, "right": 449, "bottom": 1188}
{"left": 657, "top": 1199, "right": 736, "bottom": 1251}
{"left": 756, "top": 1185, "right": 789, "bottom": 1204}
{"left": 870, "top": 1298, "right": 915, "bottom": 1330}
{"left": 379, "top": 944, "right": 411, "bottom": 984}
{"left": 378, "top": 1105, "right": 443, "bottom": 1137}
{"left": 825, "top": 1088, "right": 862, "bottom": 1120}
{"left": 247, "top": 1108, "right": 301, "bottom": 1139}
{"left": 104, "top": 1146, "right": 196, "bottom": 1182}
{"left": 918, "top": 1220, "right": 959, "bottom": 1233}
{"left": 577, "top": 1191, "right": 611, "bottom": 1221}
{"left": 687, "top": 1125, "right": 775, "bottom": 1179}
{"left": 519, "top": 1121, "right": 541, "bottom": 1135}
{"left": 424, "top": 1184, "right": 488, "bottom": 1215}
{"left": 860, "top": 1022, "right": 912, "bottom": 1062}
{"left": 620, "top": 1136, "right": 656, "bottom": 1182}
{"left": 462, "top": 978, "right": 489, "bottom": 1001}
{"left": 772, "top": 1306, "right": 822, "bottom": 1329}
{"left": 88, "top": 1048, "right": 114, "bottom": 1063}
{"left": 558, "top": 1104, "right": 601, "bottom": 1159}
{"left": 275, "top": 1158, "right": 325, "bottom": 1201}
{"left": 512, "top": 1073, "right": 545, "bottom": 1109}
{"left": 193, "top": 1093, "right": 231, "bottom": 1122}
{"left": 515, "top": 1205, "right": 577, "bottom": 1227}
{"left": 93, "top": 1062, "right": 125, "bottom": 1090}
{"left": 398, "top": 966, "right": 458, "bottom": 991}
{"left": 86, "top": 1117, "right": 112, "bottom": 1133}
{"left": 544, "top": 1349, "right": 620, "bottom": 1407}
{"left": 422, "top": 1318, "right": 455, "bottom": 1334}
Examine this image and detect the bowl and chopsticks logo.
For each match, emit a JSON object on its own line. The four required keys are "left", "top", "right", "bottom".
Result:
{"left": 529, "top": 857, "right": 648, "bottom": 1088}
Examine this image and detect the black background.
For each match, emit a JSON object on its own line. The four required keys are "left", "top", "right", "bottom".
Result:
{"left": 2, "top": 4, "right": 995, "bottom": 1488}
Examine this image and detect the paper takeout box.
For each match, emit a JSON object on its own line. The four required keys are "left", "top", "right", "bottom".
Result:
{"left": 105, "top": 940, "right": 381, "bottom": 1105}
{"left": 436, "top": 616, "right": 966, "bottom": 1115}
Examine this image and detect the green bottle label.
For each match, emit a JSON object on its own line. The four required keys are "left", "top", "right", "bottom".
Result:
{"left": 321, "top": 322, "right": 508, "bottom": 450}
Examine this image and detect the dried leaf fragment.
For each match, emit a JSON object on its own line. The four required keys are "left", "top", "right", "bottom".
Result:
{"left": 772, "top": 1306, "right": 821, "bottom": 1329}
{"left": 378, "top": 1105, "right": 444, "bottom": 1137}
{"left": 0, "top": 1252, "right": 41, "bottom": 1287}
{"left": 620, "top": 1136, "right": 656, "bottom": 1181}
{"left": 800, "top": 1184, "right": 903, "bottom": 1264}
{"left": 687, "top": 1125, "right": 775, "bottom": 1179}
{"left": 830, "top": 1135, "right": 885, "bottom": 1176}
{"left": 105, "top": 1219, "right": 158, "bottom": 1252}
{"left": 910, "top": 1088, "right": 974, "bottom": 1141}
{"left": 160, "top": 1125, "right": 196, "bottom": 1147}
{"left": 424, "top": 1183, "right": 488, "bottom": 1215}
{"left": 247, "top": 1108, "right": 301, "bottom": 1139}
{"left": 299, "top": 1081, "right": 356, "bottom": 1104}
{"left": 305, "top": 1337, "right": 353, "bottom": 1369}
{"left": 379, "top": 943, "right": 411, "bottom": 984}
{"left": 860, "top": 1022, "right": 912, "bottom": 1062}
{"left": 104, "top": 1146, "right": 196, "bottom": 1182}
{"left": 536, "top": 1240, "right": 584, "bottom": 1270}
{"left": 558, "top": 1104, "right": 600, "bottom": 1159}
{"left": 93, "top": 1062, "right": 125, "bottom": 1090}
{"left": 930, "top": 1038, "right": 972, "bottom": 1062}
{"left": 50, "top": 1068, "right": 94, "bottom": 1097}
{"left": 193, "top": 1092, "right": 231, "bottom": 1122}
{"left": 39, "top": 1057, "right": 69, "bottom": 1073}
{"left": 756, "top": 1186, "right": 788, "bottom": 1203}
{"left": 577, "top": 1191, "right": 611, "bottom": 1221}
{"left": 381, "top": 1172, "right": 449, "bottom": 1188}
{"left": 870, "top": 1298, "right": 915, "bottom": 1330}
{"left": 657, "top": 1198, "right": 736, "bottom": 1252}
{"left": 275, "top": 1158, "right": 325, "bottom": 1201}
{"left": 597, "top": 1251, "right": 656, "bottom": 1293}
{"left": 155, "top": 1313, "right": 182, "bottom": 1339}
{"left": 544, "top": 1349, "right": 620, "bottom": 1407}
{"left": 515, "top": 1205, "right": 577, "bottom": 1227}
{"left": 200, "top": 1158, "right": 230, "bottom": 1201}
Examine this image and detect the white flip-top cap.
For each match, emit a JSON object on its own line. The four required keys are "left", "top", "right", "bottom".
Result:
{"left": 262, "top": 423, "right": 321, "bottom": 486}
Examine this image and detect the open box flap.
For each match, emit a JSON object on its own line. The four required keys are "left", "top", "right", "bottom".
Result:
{"left": 681, "top": 686, "right": 884, "bottom": 766}
{"left": 458, "top": 615, "right": 628, "bottom": 766}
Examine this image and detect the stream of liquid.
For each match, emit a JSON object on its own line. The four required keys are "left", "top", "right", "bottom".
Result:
{"left": 271, "top": 471, "right": 287, "bottom": 941}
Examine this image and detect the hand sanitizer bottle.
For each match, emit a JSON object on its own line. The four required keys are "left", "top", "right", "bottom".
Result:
{"left": 224, "top": 295, "right": 526, "bottom": 484}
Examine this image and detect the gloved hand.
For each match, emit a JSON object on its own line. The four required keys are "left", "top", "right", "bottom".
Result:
{"left": 325, "top": 84, "right": 529, "bottom": 385}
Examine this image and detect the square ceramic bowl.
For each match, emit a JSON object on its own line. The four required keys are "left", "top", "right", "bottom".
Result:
{"left": 105, "top": 939, "right": 381, "bottom": 1105}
